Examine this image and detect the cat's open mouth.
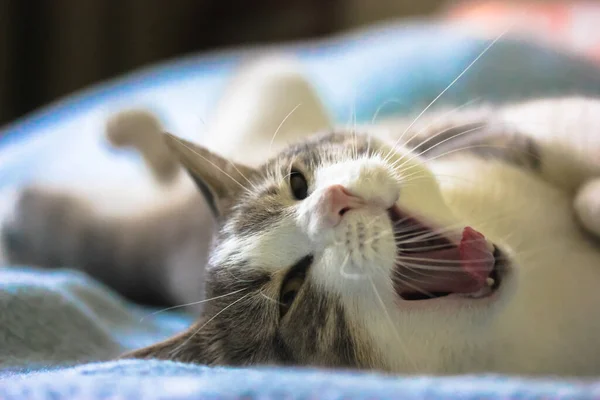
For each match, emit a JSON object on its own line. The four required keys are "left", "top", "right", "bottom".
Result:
{"left": 387, "top": 206, "right": 504, "bottom": 302}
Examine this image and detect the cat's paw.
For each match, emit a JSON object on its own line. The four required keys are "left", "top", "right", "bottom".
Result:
{"left": 106, "top": 109, "right": 180, "bottom": 185}
{"left": 0, "top": 187, "right": 92, "bottom": 267}
{"left": 574, "top": 177, "right": 600, "bottom": 239}
{"left": 0, "top": 187, "right": 52, "bottom": 266}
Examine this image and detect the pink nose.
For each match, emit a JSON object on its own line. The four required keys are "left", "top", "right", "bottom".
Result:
{"left": 321, "top": 184, "right": 364, "bottom": 226}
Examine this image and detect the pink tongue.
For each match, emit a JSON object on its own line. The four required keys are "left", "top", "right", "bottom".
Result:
{"left": 401, "top": 226, "right": 494, "bottom": 294}
{"left": 459, "top": 227, "right": 495, "bottom": 290}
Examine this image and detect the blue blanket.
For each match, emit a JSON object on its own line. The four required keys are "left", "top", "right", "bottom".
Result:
{"left": 2, "top": 21, "right": 600, "bottom": 398}
{"left": 1, "top": 269, "right": 599, "bottom": 399}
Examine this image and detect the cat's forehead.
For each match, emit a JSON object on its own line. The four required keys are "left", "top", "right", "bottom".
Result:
{"left": 262, "top": 131, "right": 375, "bottom": 173}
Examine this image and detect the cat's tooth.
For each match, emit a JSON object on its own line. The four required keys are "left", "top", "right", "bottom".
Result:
{"left": 485, "top": 241, "right": 495, "bottom": 253}
{"left": 486, "top": 277, "right": 495, "bottom": 287}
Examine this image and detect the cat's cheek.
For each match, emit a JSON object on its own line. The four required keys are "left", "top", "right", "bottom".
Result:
{"left": 310, "top": 230, "right": 396, "bottom": 305}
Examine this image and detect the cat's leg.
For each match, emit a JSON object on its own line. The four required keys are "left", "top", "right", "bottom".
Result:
{"left": 107, "top": 57, "right": 333, "bottom": 169}
{"left": 106, "top": 109, "right": 182, "bottom": 185}
{"left": 0, "top": 108, "right": 200, "bottom": 306}
{"left": 499, "top": 98, "right": 600, "bottom": 240}
{"left": 385, "top": 97, "right": 600, "bottom": 240}
{"left": 498, "top": 97, "right": 600, "bottom": 193}
{"left": 380, "top": 105, "right": 542, "bottom": 171}
{"left": 386, "top": 97, "right": 600, "bottom": 190}
{"left": 0, "top": 56, "right": 332, "bottom": 308}
{"left": 0, "top": 185, "right": 211, "bottom": 308}
{"left": 0, "top": 108, "right": 205, "bottom": 307}
{"left": 574, "top": 178, "right": 600, "bottom": 238}
{"left": 201, "top": 56, "right": 334, "bottom": 165}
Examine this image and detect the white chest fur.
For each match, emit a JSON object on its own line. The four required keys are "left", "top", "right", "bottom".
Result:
{"left": 431, "top": 156, "right": 600, "bottom": 375}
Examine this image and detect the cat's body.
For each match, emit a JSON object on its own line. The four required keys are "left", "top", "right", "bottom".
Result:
{"left": 2, "top": 59, "right": 600, "bottom": 375}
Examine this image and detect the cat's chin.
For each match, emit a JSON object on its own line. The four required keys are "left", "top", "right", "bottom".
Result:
{"left": 387, "top": 205, "right": 511, "bottom": 307}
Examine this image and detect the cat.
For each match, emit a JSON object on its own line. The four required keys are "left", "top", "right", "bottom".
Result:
{"left": 2, "top": 58, "right": 600, "bottom": 376}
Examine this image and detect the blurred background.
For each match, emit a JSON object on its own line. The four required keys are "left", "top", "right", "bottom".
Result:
{"left": 0, "top": 0, "right": 446, "bottom": 127}
{"left": 1, "top": 0, "right": 599, "bottom": 127}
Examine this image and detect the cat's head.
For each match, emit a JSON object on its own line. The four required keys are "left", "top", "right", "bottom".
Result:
{"left": 126, "top": 130, "right": 511, "bottom": 373}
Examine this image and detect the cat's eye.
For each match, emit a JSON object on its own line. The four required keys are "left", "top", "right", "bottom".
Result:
{"left": 279, "top": 255, "right": 313, "bottom": 318}
{"left": 289, "top": 168, "right": 308, "bottom": 200}
{"left": 280, "top": 278, "right": 303, "bottom": 312}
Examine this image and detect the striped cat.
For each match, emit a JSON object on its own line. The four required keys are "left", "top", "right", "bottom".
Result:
{"left": 2, "top": 58, "right": 600, "bottom": 375}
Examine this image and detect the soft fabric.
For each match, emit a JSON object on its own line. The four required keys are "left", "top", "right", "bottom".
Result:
{"left": 0, "top": 268, "right": 192, "bottom": 374}
{"left": 4, "top": 361, "right": 600, "bottom": 399}
{"left": 2, "top": 20, "right": 600, "bottom": 398}
{"left": 1, "top": 268, "right": 599, "bottom": 398}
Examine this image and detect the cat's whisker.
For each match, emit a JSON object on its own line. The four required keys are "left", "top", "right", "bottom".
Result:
{"left": 259, "top": 290, "right": 282, "bottom": 305}
{"left": 392, "top": 229, "right": 442, "bottom": 240}
{"left": 392, "top": 265, "right": 443, "bottom": 284}
{"left": 395, "top": 231, "right": 469, "bottom": 243}
{"left": 365, "top": 134, "right": 373, "bottom": 159}
{"left": 340, "top": 253, "right": 368, "bottom": 280}
{"left": 396, "top": 144, "right": 540, "bottom": 179}
{"left": 382, "top": 27, "right": 512, "bottom": 164}
{"left": 383, "top": 267, "right": 437, "bottom": 298}
{"left": 401, "top": 172, "right": 488, "bottom": 187}
{"left": 356, "top": 223, "right": 425, "bottom": 247}
{"left": 391, "top": 123, "right": 489, "bottom": 172}
{"left": 359, "top": 211, "right": 418, "bottom": 234}
{"left": 228, "top": 160, "right": 259, "bottom": 193}
{"left": 360, "top": 202, "right": 448, "bottom": 233}
{"left": 366, "top": 250, "right": 456, "bottom": 284}
{"left": 395, "top": 257, "right": 495, "bottom": 268}
{"left": 394, "top": 226, "right": 464, "bottom": 243}
{"left": 400, "top": 97, "right": 483, "bottom": 148}
{"left": 268, "top": 103, "right": 303, "bottom": 154}
{"left": 140, "top": 287, "right": 249, "bottom": 321}
{"left": 387, "top": 111, "right": 540, "bottom": 177}
{"left": 173, "top": 291, "right": 256, "bottom": 353}
{"left": 395, "top": 169, "right": 429, "bottom": 182}
{"left": 371, "top": 98, "right": 402, "bottom": 125}
{"left": 342, "top": 89, "right": 359, "bottom": 162}
{"left": 223, "top": 268, "right": 256, "bottom": 284}
{"left": 392, "top": 242, "right": 453, "bottom": 252}
{"left": 280, "top": 154, "right": 301, "bottom": 184}
{"left": 360, "top": 212, "right": 511, "bottom": 252}
{"left": 367, "top": 276, "right": 419, "bottom": 372}
{"left": 169, "top": 135, "right": 251, "bottom": 194}
{"left": 395, "top": 261, "right": 466, "bottom": 282}
{"left": 364, "top": 216, "right": 451, "bottom": 244}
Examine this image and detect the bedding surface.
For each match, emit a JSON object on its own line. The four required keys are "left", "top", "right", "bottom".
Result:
{"left": 2, "top": 20, "right": 600, "bottom": 398}
{"left": 1, "top": 268, "right": 600, "bottom": 399}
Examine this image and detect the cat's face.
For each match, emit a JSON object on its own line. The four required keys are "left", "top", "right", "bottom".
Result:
{"left": 129, "top": 131, "right": 512, "bottom": 373}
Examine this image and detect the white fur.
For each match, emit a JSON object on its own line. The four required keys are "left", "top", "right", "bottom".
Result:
{"left": 202, "top": 57, "right": 333, "bottom": 167}
{"left": 7, "top": 56, "right": 597, "bottom": 375}
{"left": 208, "top": 60, "right": 600, "bottom": 375}
{"left": 575, "top": 177, "right": 600, "bottom": 237}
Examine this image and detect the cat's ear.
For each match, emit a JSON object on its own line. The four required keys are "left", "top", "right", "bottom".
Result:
{"left": 163, "top": 133, "right": 257, "bottom": 218}
{"left": 120, "top": 319, "right": 212, "bottom": 364}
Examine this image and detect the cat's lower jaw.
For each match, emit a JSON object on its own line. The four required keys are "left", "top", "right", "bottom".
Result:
{"left": 387, "top": 204, "right": 511, "bottom": 308}
{"left": 394, "top": 250, "right": 508, "bottom": 306}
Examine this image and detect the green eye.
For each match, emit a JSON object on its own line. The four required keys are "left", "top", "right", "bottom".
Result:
{"left": 289, "top": 168, "right": 308, "bottom": 200}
